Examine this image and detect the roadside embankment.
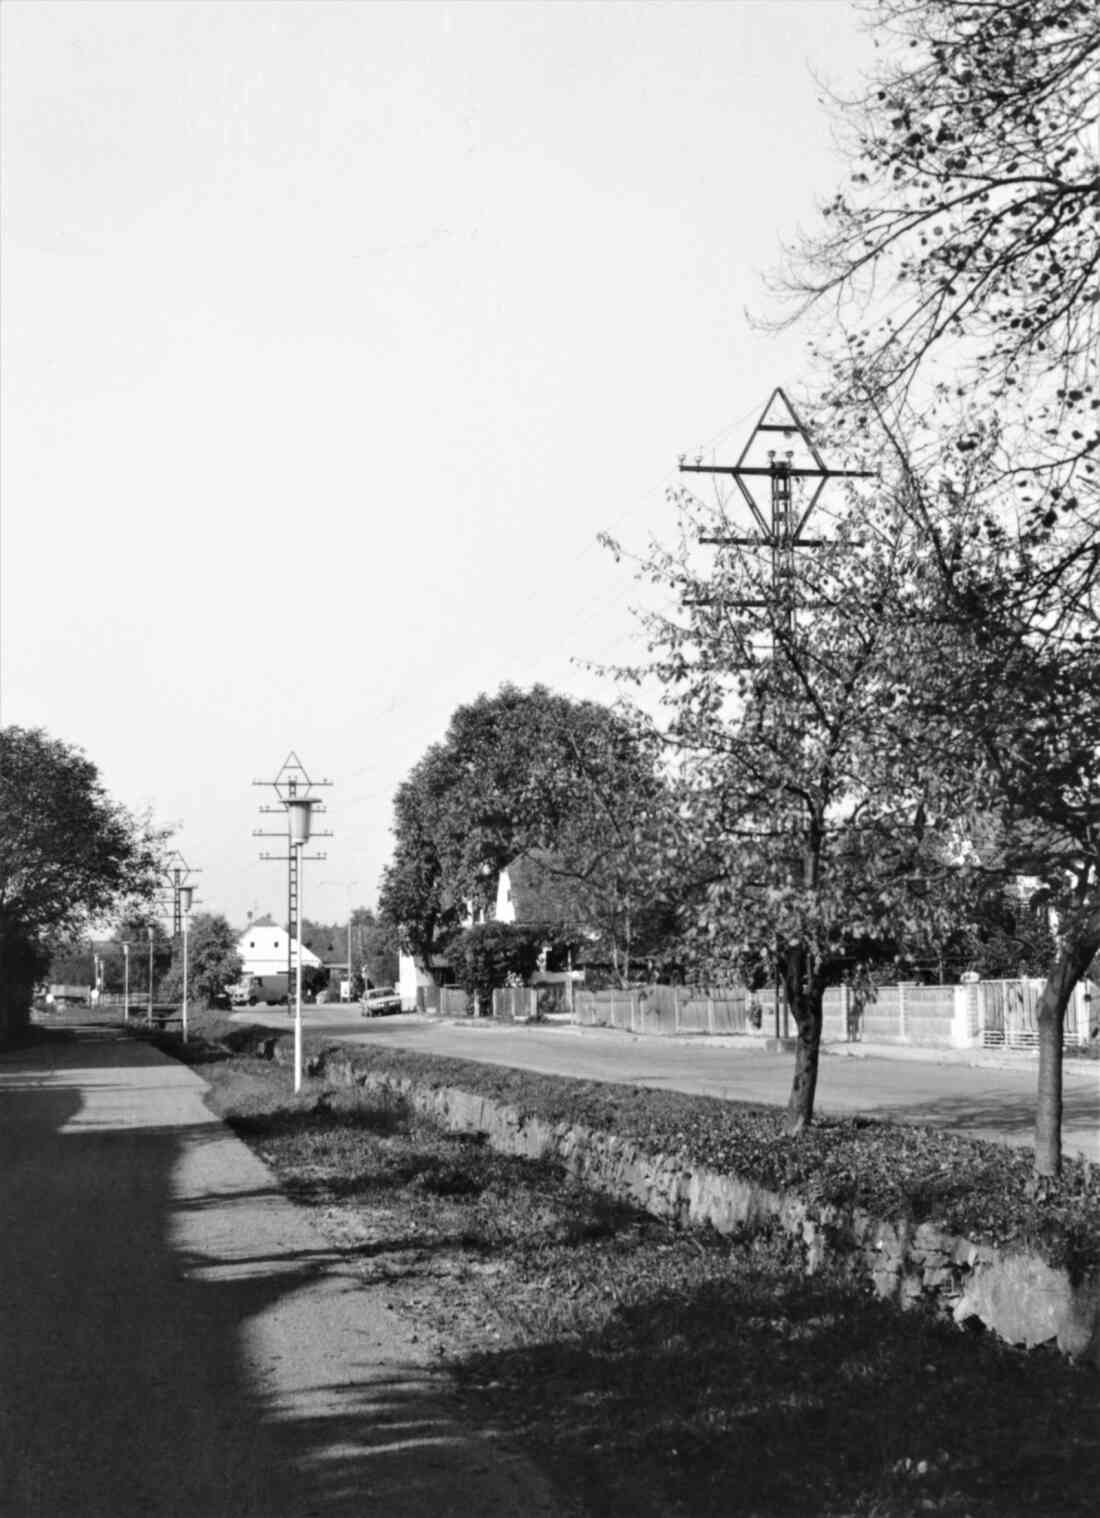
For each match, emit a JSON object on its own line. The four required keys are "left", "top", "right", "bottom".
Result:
{"left": 222, "top": 1026, "right": 1100, "bottom": 1365}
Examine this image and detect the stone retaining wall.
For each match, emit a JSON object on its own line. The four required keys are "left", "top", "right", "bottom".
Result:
{"left": 244, "top": 1031, "right": 1100, "bottom": 1364}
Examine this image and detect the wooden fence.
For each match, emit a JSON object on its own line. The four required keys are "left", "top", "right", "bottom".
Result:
{"left": 416, "top": 973, "right": 1094, "bottom": 1051}
{"left": 568, "top": 978, "right": 1095, "bottom": 1051}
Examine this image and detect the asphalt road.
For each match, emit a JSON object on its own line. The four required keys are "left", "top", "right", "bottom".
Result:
{"left": 0, "top": 1030, "right": 568, "bottom": 1518}
{"left": 238, "top": 1007, "right": 1100, "bottom": 1164}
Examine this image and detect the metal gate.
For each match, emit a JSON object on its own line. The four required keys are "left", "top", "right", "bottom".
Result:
{"left": 978, "top": 979, "right": 1092, "bottom": 1050}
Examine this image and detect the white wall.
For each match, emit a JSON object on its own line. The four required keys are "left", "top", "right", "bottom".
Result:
{"left": 237, "top": 926, "right": 321, "bottom": 978}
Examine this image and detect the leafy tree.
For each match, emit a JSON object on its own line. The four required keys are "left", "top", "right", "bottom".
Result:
{"left": 768, "top": 0, "right": 1100, "bottom": 1170}
{"left": 300, "top": 910, "right": 400, "bottom": 990}
{"left": 379, "top": 685, "right": 673, "bottom": 978}
{"left": 445, "top": 921, "right": 565, "bottom": 1015}
{"left": 160, "top": 914, "right": 243, "bottom": 1009}
{"left": 53, "top": 916, "right": 175, "bottom": 998}
{"left": 869, "top": 428, "right": 1100, "bottom": 1175}
{"left": 967, "top": 896, "right": 1060, "bottom": 981}
{"left": 517, "top": 718, "right": 687, "bottom": 987}
{"left": 356, "top": 910, "right": 400, "bottom": 988}
{"left": 43, "top": 937, "right": 97, "bottom": 989}
{"left": 782, "top": 0, "right": 1099, "bottom": 519}
{"left": 0, "top": 727, "right": 163, "bottom": 1036}
{"left": 106, "top": 915, "right": 173, "bottom": 1000}
{"left": 514, "top": 828, "right": 687, "bottom": 988}
{"left": 606, "top": 492, "right": 985, "bottom": 1133}
{"left": 379, "top": 748, "right": 460, "bottom": 970}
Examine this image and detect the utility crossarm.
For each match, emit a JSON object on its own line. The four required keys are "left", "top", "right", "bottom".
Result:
{"left": 681, "top": 463, "right": 870, "bottom": 477}
{"left": 252, "top": 750, "right": 335, "bottom": 1002}
{"left": 679, "top": 387, "right": 873, "bottom": 623}
{"left": 698, "top": 535, "right": 830, "bottom": 547}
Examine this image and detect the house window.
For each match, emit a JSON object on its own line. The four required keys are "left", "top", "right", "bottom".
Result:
{"left": 249, "top": 940, "right": 255, "bottom": 948}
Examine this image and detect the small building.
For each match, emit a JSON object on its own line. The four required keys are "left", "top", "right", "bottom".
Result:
{"left": 236, "top": 924, "right": 321, "bottom": 981}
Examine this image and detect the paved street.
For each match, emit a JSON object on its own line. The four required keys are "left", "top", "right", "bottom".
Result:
{"left": 0, "top": 1030, "right": 566, "bottom": 1518}
{"left": 237, "top": 1008, "right": 1100, "bottom": 1164}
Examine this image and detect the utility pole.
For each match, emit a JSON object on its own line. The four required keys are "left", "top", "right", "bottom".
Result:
{"left": 253, "top": 752, "right": 331, "bottom": 1010}
{"left": 679, "top": 387, "right": 872, "bottom": 633}
{"left": 179, "top": 884, "right": 194, "bottom": 1043}
{"left": 162, "top": 849, "right": 201, "bottom": 945}
{"left": 680, "top": 387, "right": 873, "bottom": 1039}
{"left": 322, "top": 880, "right": 359, "bottom": 1001}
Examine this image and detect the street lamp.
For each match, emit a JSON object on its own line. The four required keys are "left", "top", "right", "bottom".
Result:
{"left": 179, "top": 885, "right": 194, "bottom": 1044}
{"left": 286, "top": 795, "right": 319, "bottom": 1093}
{"left": 122, "top": 942, "right": 130, "bottom": 1023}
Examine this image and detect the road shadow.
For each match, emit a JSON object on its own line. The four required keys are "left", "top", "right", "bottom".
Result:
{"left": 0, "top": 1056, "right": 310, "bottom": 1515}
{"left": 0, "top": 1034, "right": 555, "bottom": 1518}
{"left": 873, "top": 1085, "right": 1100, "bottom": 1152}
{"left": 450, "top": 1266, "right": 1100, "bottom": 1518}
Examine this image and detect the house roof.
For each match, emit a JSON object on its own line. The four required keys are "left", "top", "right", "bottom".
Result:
{"left": 236, "top": 926, "right": 322, "bottom": 969}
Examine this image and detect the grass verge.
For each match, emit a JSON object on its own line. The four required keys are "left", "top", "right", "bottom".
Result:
{"left": 203, "top": 1027, "right": 1100, "bottom": 1277}
{"left": 195, "top": 1049, "right": 1099, "bottom": 1518}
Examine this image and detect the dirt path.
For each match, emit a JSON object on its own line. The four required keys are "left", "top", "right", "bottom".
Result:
{"left": 0, "top": 1030, "right": 570, "bottom": 1518}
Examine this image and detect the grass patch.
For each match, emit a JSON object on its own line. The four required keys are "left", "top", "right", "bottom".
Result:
{"left": 290, "top": 1035, "right": 1100, "bottom": 1275}
{"left": 197, "top": 1053, "right": 1099, "bottom": 1518}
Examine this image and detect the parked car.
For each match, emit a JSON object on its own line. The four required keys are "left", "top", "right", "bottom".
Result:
{"left": 361, "top": 986, "right": 402, "bottom": 1017}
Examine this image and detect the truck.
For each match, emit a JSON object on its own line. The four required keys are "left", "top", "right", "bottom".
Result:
{"left": 227, "top": 974, "right": 289, "bottom": 1007}
{"left": 46, "top": 984, "right": 92, "bottom": 1007}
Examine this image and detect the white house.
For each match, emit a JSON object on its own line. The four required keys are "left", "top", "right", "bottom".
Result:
{"left": 397, "top": 853, "right": 591, "bottom": 1009}
{"left": 236, "top": 924, "right": 321, "bottom": 980}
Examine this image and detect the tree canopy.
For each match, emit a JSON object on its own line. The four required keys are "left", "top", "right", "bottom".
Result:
{"left": 782, "top": 0, "right": 1098, "bottom": 541}
{"left": 160, "top": 914, "right": 243, "bottom": 1010}
{"left": 379, "top": 685, "right": 675, "bottom": 975}
{"left": 300, "top": 911, "right": 399, "bottom": 991}
{"left": 612, "top": 397, "right": 1099, "bottom": 1162}
{"left": 746, "top": 0, "right": 1100, "bottom": 1167}
{"left": 608, "top": 487, "right": 986, "bottom": 1131}
{"left": 866, "top": 423, "right": 1100, "bottom": 1173}
{"left": 0, "top": 727, "right": 163, "bottom": 1035}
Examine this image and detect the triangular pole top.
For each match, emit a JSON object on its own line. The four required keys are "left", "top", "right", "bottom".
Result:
{"left": 680, "top": 386, "right": 872, "bottom": 541}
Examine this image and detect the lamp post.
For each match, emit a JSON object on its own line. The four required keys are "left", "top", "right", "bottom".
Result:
{"left": 286, "top": 796, "right": 318, "bottom": 1093}
{"left": 180, "top": 885, "right": 194, "bottom": 1044}
{"left": 122, "top": 942, "right": 130, "bottom": 1023}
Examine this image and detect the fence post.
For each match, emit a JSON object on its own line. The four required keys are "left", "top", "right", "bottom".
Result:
{"left": 898, "top": 982, "right": 907, "bottom": 1042}
{"left": 950, "top": 984, "right": 970, "bottom": 1048}
{"left": 707, "top": 991, "right": 714, "bottom": 1036}
{"left": 673, "top": 983, "right": 680, "bottom": 1035}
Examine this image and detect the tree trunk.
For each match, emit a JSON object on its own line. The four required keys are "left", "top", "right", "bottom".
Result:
{"left": 0, "top": 918, "right": 46, "bottom": 1044}
{"left": 783, "top": 955, "right": 825, "bottom": 1135}
{"left": 1033, "top": 913, "right": 1100, "bottom": 1177}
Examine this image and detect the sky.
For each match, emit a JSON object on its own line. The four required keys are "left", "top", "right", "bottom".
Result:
{"left": 2, "top": 0, "right": 875, "bottom": 932}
